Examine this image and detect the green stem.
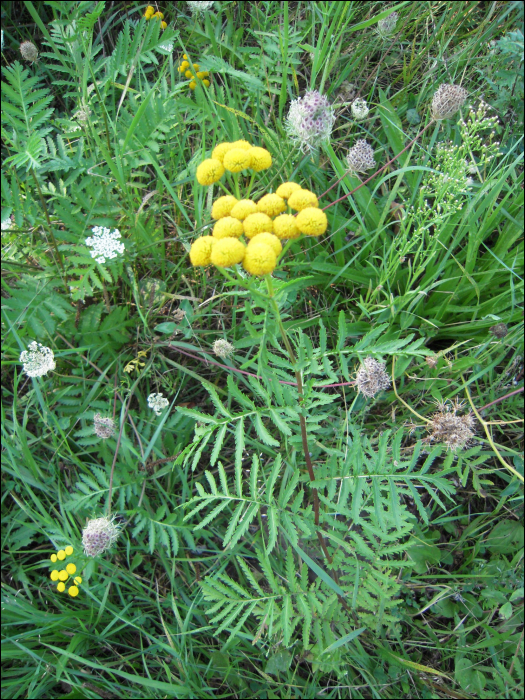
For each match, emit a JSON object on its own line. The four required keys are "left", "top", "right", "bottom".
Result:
{"left": 245, "top": 172, "right": 256, "bottom": 199}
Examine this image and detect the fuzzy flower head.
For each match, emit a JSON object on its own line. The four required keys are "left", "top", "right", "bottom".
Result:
{"left": 377, "top": 12, "right": 398, "bottom": 38}
{"left": 190, "top": 236, "right": 216, "bottom": 266}
{"left": 285, "top": 90, "right": 335, "bottom": 153}
{"left": 212, "top": 217, "right": 244, "bottom": 239}
{"left": 287, "top": 188, "right": 318, "bottom": 211}
{"left": 248, "top": 232, "right": 282, "bottom": 256}
{"left": 427, "top": 399, "right": 476, "bottom": 451}
{"left": 275, "top": 182, "right": 302, "bottom": 199}
{"left": 223, "top": 148, "right": 252, "bottom": 173}
{"left": 49, "top": 545, "right": 83, "bottom": 595}
{"left": 351, "top": 98, "right": 370, "bottom": 121}
{"left": 296, "top": 208, "right": 328, "bottom": 237}
{"left": 20, "top": 41, "right": 39, "bottom": 63}
{"left": 211, "top": 195, "right": 238, "bottom": 219}
{"left": 212, "top": 143, "right": 234, "bottom": 163}
{"left": 248, "top": 147, "right": 272, "bottom": 172}
{"left": 346, "top": 139, "right": 376, "bottom": 174}
{"left": 148, "top": 393, "right": 169, "bottom": 415}
{"left": 243, "top": 243, "right": 277, "bottom": 277}
{"left": 19, "top": 341, "right": 56, "bottom": 378}
{"left": 243, "top": 212, "right": 274, "bottom": 238}
{"left": 230, "top": 199, "right": 258, "bottom": 221}
{"left": 82, "top": 516, "right": 121, "bottom": 557}
{"left": 187, "top": 1, "right": 214, "bottom": 15}
{"left": 256, "top": 193, "right": 286, "bottom": 217}
{"left": 210, "top": 238, "right": 246, "bottom": 267}
{"left": 196, "top": 158, "right": 225, "bottom": 185}
{"left": 273, "top": 214, "right": 300, "bottom": 240}
{"left": 213, "top": 339, "right": 235, "bottom": 358}
{"left": 356, "top": 357, "right": 391, "bottom": 398}
{"left": 431, "top": 84, "right": 468, "bottom": 120}
{"left": 85, "top": 226, "right": 125, "bottom": 264}
{"left": 93, "top": 414, "right": 115, "bottom": 439}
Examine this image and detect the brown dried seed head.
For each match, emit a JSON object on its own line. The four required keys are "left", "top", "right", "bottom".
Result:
{"left": 431, "top": 84, "right": 468, "bottom": 120}
{"left": 356, "top": 357, "right": 391, "bottom": 398}
{"left": 20, "top": 41, "right": 39, "bottom": 63}
{"left": 427, "top": 399, "right": 476, "bottom": 451}
{"left": 93, "top": 414, "right": 115, "bottom": 439}
{"left": 346, "top": 139, "right": 376, "bottom": 173}
{"left": 489, "top": 323, "right": 508, "bottom": 339}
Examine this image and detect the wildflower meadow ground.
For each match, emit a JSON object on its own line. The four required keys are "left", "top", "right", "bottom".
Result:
{"left": 1, "top": 2, "right": 524, "bottom": 698}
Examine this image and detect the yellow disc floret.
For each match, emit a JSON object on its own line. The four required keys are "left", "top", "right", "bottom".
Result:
{"left": 231, "top": 140, "right": 251, "bottom": 151}
{"left": 68, "top": 586, "right": 79, "bottom": 597}
{"left": 74, "top": 576, "right": 82, "bottom": 585}
{"left": 243, "top": 212, "right": 274, "bottom": 238}
{"left": 273, "top": 214, "right": 301, "bottom": 239}
{"left": 196, "top": 71, "right": 209, "bottom": 79}
{"left": 248, "top": 233, "right": 282, "bottom": 255}
{"left": 57, "top": 550, "right": 66, "bottom": 561}
{"left": 256, "top": 193, "right": 286, "bottom": 217}
{"left": 210, "top": 238, "right": 246, "bottom": 268}
{"left": 57, "top": 582, "right": 66, "bottom": 592}
{"left": 276, "top": 182, "right": 302, "bottom": 199}
{"left": 248, "top": 147, "right": 272, "bottom": 172}
{"left": 65, "top": 546, "right": 73, "bottom": 556}
{"left": 211, "top": 195, "right": 238, "bottom": 219}
{"left": 178, "top": 61, "right": 189, "bottom": 73}
{"left": 161, "top": 21, "right": 167, "bottom": 29}
{"left": 212, "top": 143, "right": 234, "bottom": 163}
{"left": 50, "top": 553, "right": 57, "bottom": 563}
{"left": 243, "top": 243, "right": 277, "bottom": 276}
{"left": 185, "top": 70, "right": 193, "bottom": 79}
{"left": 50, "top": 570, "right": 59, "bottom": 581}
{"left": 212, "top": 217, "right": 244, "bottom": 239}
{"left": 296, "top": 207, "right": 328, "bottom": 236}
{"left": 58, "top": 570, "right": 68, "bottom": 581}
{"left": 189, "top": 81, "right": 197, "bottom": 90}
{"left": 223, "top": 148, "right": 252, "bottom": 172}
{"left": 190, "top": 236, "right": 216, "bottom": 266}
{"left": 196, "top": 158, "right": 225, "bottom": 185}
{"left": 287, "top": 189, "right": 319, "bottom": 211}
{"left": 230, "top": 199, "right": 257, "bottom": 220}
{"left": 66, "top": 563, "right": 77, "bottom": 575}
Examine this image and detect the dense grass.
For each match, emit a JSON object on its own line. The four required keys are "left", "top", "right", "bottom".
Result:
{"left": 1, "top": 1, "right": 524, "bottom": 698}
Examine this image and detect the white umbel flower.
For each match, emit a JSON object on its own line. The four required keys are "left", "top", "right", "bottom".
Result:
{"left": 1, "top": 216, "right": 14, "bottom": 231}
{"left": 19, "top": 341, "right": 56, "bottom": 377}
{"left": 82, "top": 516, "right": 121, "bottom": 557}
{"left": 351, "top": 98, "right": 369, "bottom": 121}
{"left": 213, "top": 339, "right": 234, "bottom": 358}
{"left": 148, "top": 393, "right": 169, "bottom": 415}
{"left": 285, "top": 90, "right": 335, "bottom": 153}
{"left": 85, "top": 226, "right": 125, "bottom": 264}
{"left": 187, "top": 1, "right": 214, "bottom": 14}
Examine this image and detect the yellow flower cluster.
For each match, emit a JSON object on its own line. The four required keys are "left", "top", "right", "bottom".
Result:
{"left": 143, "top": 5, "right": 167, "bottom": 29}
{"left": 49, "top": 545, "right": 82, "bottom": 597}
{"left": 178, "top": 54, "right": 210, "bottom": 90}
{"left": 190, "top": 146, "right": 328, "bottom": 276}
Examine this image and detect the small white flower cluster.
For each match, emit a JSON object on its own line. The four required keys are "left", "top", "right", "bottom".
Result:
{"left": 93, "top": 414, "right": 116, "bottom": 439}
{"left": 82, "top": 516, "right": 121, "bottom": 557}
{"left": 19, "top": 341, "right": 56, "bottom": 377}
{"left": 187, "top": 1, "right": 214, "bottom": 15}
{"left": 148, "top": 393, "right": 169, "bottom": 415}
{"left": 85, "top": 226, "right": 125, "bottom": 264}
{"left": 346, "top": 139, "right": 376, "bottom": 174}
{"left": 286, "top": 90, "right": 336, "bottom": 153}
{"left": 1, "top": 216, "right": 14, "bottom": 231}
{"left": 351, "top": 98, "right": 370, "bottom": 121}
{"left": 213, "top": 339, "right": 234, "bottom": 358}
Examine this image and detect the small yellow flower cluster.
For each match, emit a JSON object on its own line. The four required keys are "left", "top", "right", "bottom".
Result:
{"left": 143, "top": 5, "right": 167, "bottom": 30}
{"left": 49, "top": 545, "right": 82, "bottom": 597}
{"left": 177, "top": 54, "right": 210, "bottom": 90}
{"left": 190, "top": 145, "right": 328, "bottom": 276}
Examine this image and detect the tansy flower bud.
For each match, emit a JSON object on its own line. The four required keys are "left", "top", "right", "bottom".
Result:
{"left": 183, "top": 53, "right": 189, "bottom": 59}
{"left": 231, "top": 140, "right": 252, "bottom": 151}
{"left": 196, "top": 71, "right": 209, "bottom": 79}
{"left": 66, "top": 563, "right": 77, "bottom": 575}
{"left": 189, "top": 81, "right": 197, "bottom": 90}
{"left": 193, "top": 63, "right": 200, "bottom": 70}
{"left": 196, "top": 158, "right": 225, "bottom": 185}
{"left": 190, "top": 236, "right": 216, "bottom": 266}
{"left": 243, "top": 212, "right": 274, "bottom": 238}
{"left": 146, "top": 5, "right": 154, "bottom": 14}
{"left": 185, "top": 70, "right": 193, "bottom": 79}
{"left": 57, "top": 582, "right": 66, "bottom": 592}
{"left": 50, "top": 554, "right": 57, "bottom": 563}
{"left": 74, "top": 576, "right": 82, "bottom": 585}
{"left": 211, "top": 195, "right": 238, "bottom": 218}
{"left": 296, "top": 207, "right": 328, "bottom": 236}
{"left": 212, "top": 217, "right": 244, "bottom": 239}
{"left": 243, "top": 243, "right": 277, "bottom": 276}
{"left": 210, "top": 238, "right": 246, "bottom": 267}
{"left": 58, "top": 570, "right": 68, "bottom": 581}
{"left": 248, "top": 233, "right": 282, "bottom": 255}
{"left": 161, "top": 21, "right": 167, "bottom": 29}
{"left": 256, "top": 193, "right": 286, "bottom": 217}
{"left": 65, "top": 546, "right": 73, "bottom": 556}
{"left": 68, "top": 586, "right": 79, "bottom": 597}
{"left": 57, "top": 550, "right": 66, "bottom": 561}
{"left": 287, "top": 189, "right": 318, "bottom": 211}
{"left": 212, "top": 143, "right": 234, "bottom": 163}
{"left": 230, "top": 199, "right": 257, "bottom": 220}
{"left": 273, "top": 214, "right": 300, "bottom": 239}
{"left": 178, "top": 61, "right": 190, "bottom": 72}
{"left": 249, "top": 147, "right": 272, "bottom": 172}
{"left": 276, "top": 182, "right": 301, "bottom": 199}
{"left": 202, "top": 79, "right": 210, "bottom": 87}
{"left": 50, "top": 570, "right": 59, "bottom": 581}
{"left": 223, "top": 148, "right": 252, "bottom": 172}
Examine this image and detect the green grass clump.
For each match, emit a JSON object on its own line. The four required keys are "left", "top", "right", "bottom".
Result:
{"left": 1, "top": 2, "right": 523, "bottom": 698}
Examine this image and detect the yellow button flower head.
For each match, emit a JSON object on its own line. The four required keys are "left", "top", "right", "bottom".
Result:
{"left": 50, "top": 570, "right": 59, "bottom": 581}
{"left": 249, "top": 147, "right": 272, "bottom": 172}
{"left": 161, "top": 21, "right": 167, "bottom": 29}
{"left": 287, "top": 189, "right": 319, "bottom": 211}
{"left": 58, "top": 570, "right": 68, "bottom": 581}
{"left": 189, "top": 81, "right": 197, "bottom": 90}
{"left": 74, "top": 576, "right": 82, "bottom": 585}
{"left": 296, "top": 207, "right": 328, "bottom": 236}
{"left": 211, "top": 195, "right": 238, "bottom": 219}
{"left": 212, "top": 143, "right": 234, "bottom": 163}
{"left": 273, "top": 214, "right": 300, "bottom": 239}
{"left": 183, "top": 53, "right": 188, "bottom": 59}
{"left": 248, "top": 233, "right": 282, "bottom": 255}
{"left": 57, "top": 549, "right": 66, "bottom": 561}
{"left": 185, "top": 70, "right": 193, "bottom": 79}
{"left": 243, "top": 212, "right": 274, "bottom": 238}
{"left": 256, "top": 193, "right": 286, "bottom": 217}
{"left": 190, "top": 236, "right": 216, "bottom": 266}
{"left": 276, "top": 182, "right": 302, "bottom": 199}
{"left": 210, "top": 238, "right": 246, "bottom": 267}
{"left": 196, "top": 158, "right": 225, "bottom": 185}
{"left": 230, "top": 199, "right": 257, "bottom": 220}
{"left": 212, "top": 217, "right": 244, "bottom": 239}
{"left": 197, "top": 71, "right": 209, "bottom": 79}
{"left": 50, "top": 553, "right": 57, "bottom": 563}
{"left": 243, "top": 243, "right": 277, "bottom": 276}
{"left": 223, "top": 148, "right": 252, "bottom": 173}
{"left": 57, "top": 582, "right": 66, "bottom": 592}
{"left": 65, "top": 546, "right": 73, "bottom": 556}
{"left": 66, "top": 563, "right": 77, "bottom": 575}
{"left": 231, "top": 140, "right": 251, "bottom": 151}
{"left": 178, "top": 61, "right": 190, "bottom": 73}
{"left": 68, "top": 586, "right": 79, "bottom": 597}
{"left": 203, "top": 80, "right": 210, "bottom": 87}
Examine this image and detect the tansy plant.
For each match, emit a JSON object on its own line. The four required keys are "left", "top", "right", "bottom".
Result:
{"left": 143, "top": 5, "right": 168, "bottom": 30}
{"left": 49, "top": 545, "right": 83, "bottom": 597}
{"left": 177, "top": 53, "right": 211, "bottom": 90}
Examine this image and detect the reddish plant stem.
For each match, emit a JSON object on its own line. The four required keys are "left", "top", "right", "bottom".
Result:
{"left": 478, "top": 387, "right": 524, "bottom": 412}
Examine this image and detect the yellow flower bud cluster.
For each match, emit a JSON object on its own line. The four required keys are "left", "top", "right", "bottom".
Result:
{"left": 177, "top": 53, "right": 210, "bottom": 89}
{"left": 144, "top": 5, "right": 167, "bottom": 29}
{"left": 49, "top": 545, "right": 83, "bottom": 597}
{"left": 195, "top": 140, "right": 273, "bottom": 187}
